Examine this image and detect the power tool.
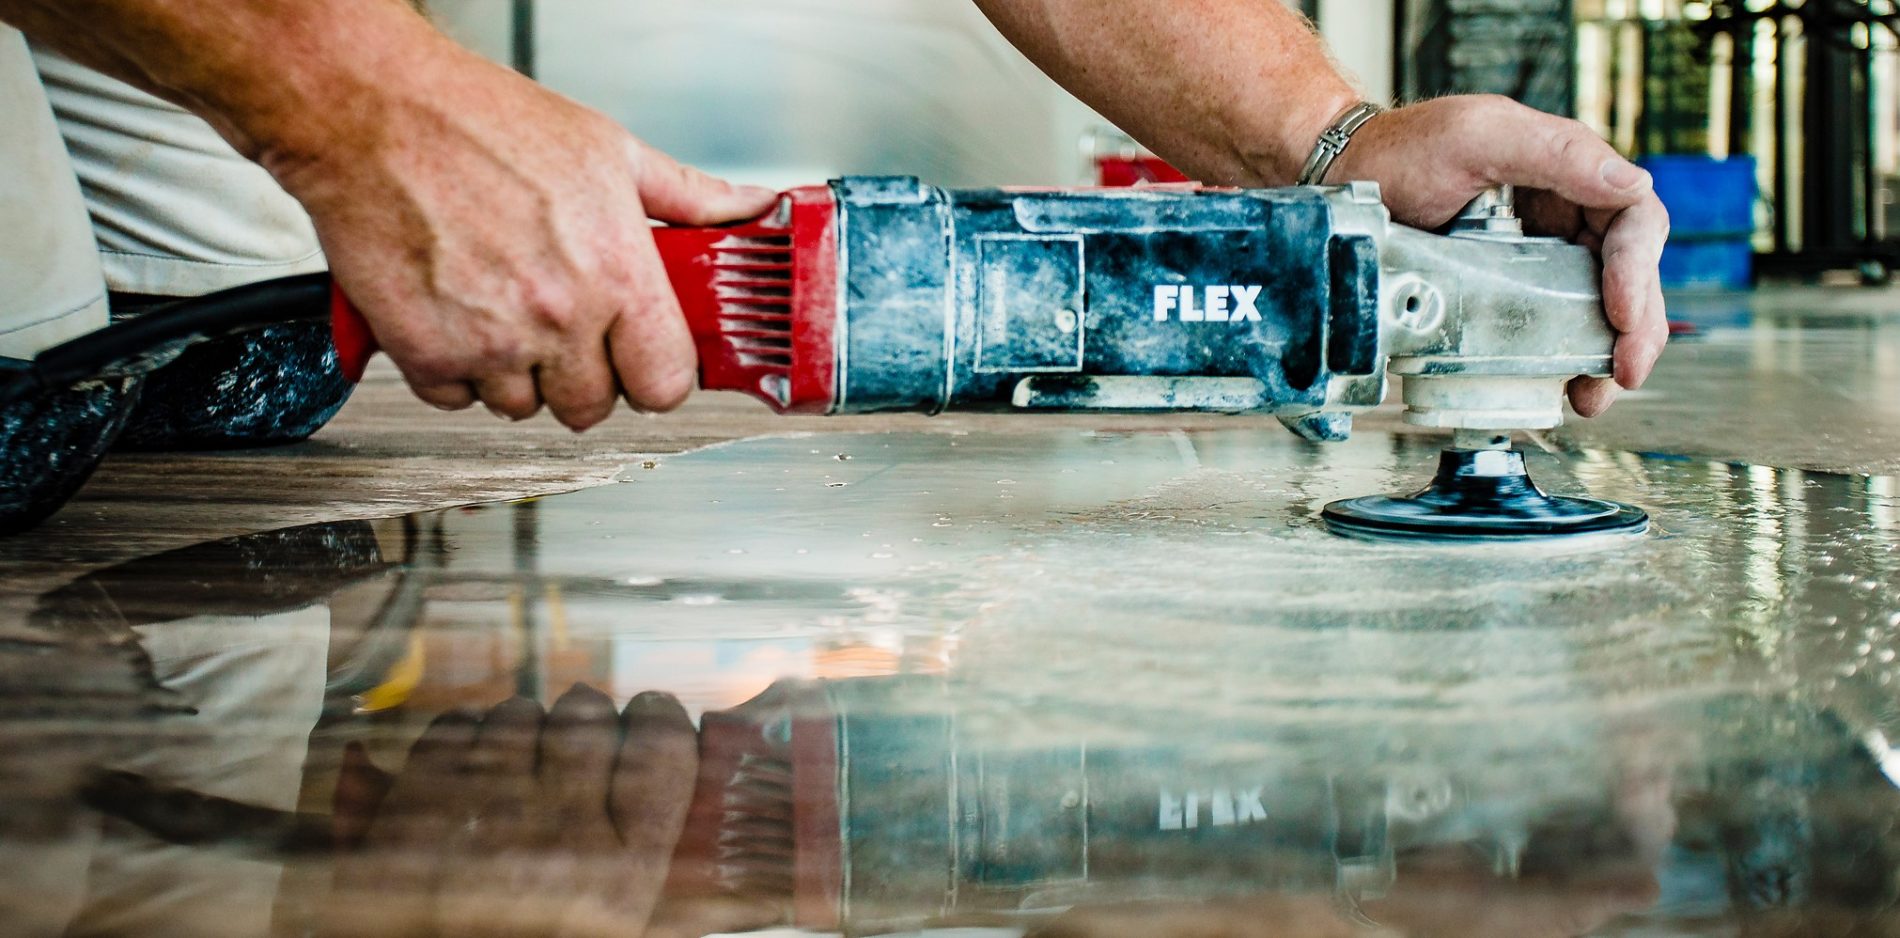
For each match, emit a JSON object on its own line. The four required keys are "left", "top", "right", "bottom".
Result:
{"left": 0, "top": 177, "right": 1649, "bottom": 541}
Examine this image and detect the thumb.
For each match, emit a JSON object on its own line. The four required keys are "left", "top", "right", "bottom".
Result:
{"left": 1472, "top": 99, "right": 1652, "bottom": 211}
{"left": 630, "top": 141, "right": 778, "bottom": 226}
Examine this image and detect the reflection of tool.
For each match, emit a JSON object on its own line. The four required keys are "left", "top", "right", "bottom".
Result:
{"left": 4, "top": 178, "right": 1647, "bottom": 542}
{"left": 674, "top": 677, "right": 1506, "bottom": 935}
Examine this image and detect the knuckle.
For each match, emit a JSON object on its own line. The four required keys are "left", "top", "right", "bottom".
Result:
{"left": 518, "top": 281, "right": 581, "bottom": 333}
{"left": 414, "top": 387, "right": 473, "bottom": 411}
{"left": 548, "top": 388, "right": 616, "bottom": 431}
{"left": 625, "top": 366, "right": 694, "bottom": 413}
{"left": 399, "top": 353, "right": 468, "bottom": 389}
{"left": 485, "top": 397, "right": 540, "bottom": 421}
{"left": 559, "top": 409, "right": 610, "bottom": 432}
{"left": 469, "top": 330, "right": 536, "bottom": 373}
{"left": 1544, "top": 120, "right": 1599, "bottom": 165}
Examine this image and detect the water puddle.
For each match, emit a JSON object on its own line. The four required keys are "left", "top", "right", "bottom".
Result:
{"left": 5, "top": 429, "right": 1898, "bottom": 936}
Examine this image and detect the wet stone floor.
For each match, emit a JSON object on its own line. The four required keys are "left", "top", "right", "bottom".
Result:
{"left": 4, "top": 425, "right": 1898, "bottom": 937}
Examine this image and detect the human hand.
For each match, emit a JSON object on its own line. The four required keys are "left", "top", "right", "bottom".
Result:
{"left": 326, "top": 686, "right": 775, "bottom": 938}
{"left": 1330, "top": 95, "right": 1670, "bottom": 418}
{"left": 265, "top": 36, "right": 776, "bottom": 430}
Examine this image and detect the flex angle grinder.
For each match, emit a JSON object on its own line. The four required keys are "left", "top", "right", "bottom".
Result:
{"left": 1, "top": 177, "right": 1648, "bottom": 542}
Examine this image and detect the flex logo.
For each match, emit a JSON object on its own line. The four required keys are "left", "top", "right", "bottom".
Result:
{"left": 1158, "top": 787, "right": 1269, "bottom": 830}
{"left": 1153, "top": 285, "right": 1264, "bottom": 323}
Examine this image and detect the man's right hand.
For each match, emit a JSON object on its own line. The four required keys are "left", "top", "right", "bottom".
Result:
{"left": 265, "top": 37, "right": 776, "bottom": 430}
{"left": 2, "top": 0, "right": 776, "bottom": 430}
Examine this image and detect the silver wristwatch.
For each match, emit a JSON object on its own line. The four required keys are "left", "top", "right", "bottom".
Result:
{"left": 1297, "top": 101, "right": 1385, "bottom": 186}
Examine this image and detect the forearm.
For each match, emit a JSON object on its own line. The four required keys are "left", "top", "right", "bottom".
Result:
{"left": 0, "top": 0, "right": 452, "bottom": 169}
{"left": 971, "top": 0, "right": 1359, "bottom": 185}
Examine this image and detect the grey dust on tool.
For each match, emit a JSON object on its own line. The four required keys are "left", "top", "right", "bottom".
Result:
{"left": 649, "top": 177, "right": 1653, "bottom": 543}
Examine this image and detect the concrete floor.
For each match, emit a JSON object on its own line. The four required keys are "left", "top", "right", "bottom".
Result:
{"left": 7, "top": 284, "right": 1897, "bottom": 573}
{"left": 3, "top": 284, "right": 1898, "bottom": 937}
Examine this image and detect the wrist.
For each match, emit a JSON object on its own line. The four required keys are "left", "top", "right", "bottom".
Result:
{"left": 1230, "top": 82, "right": 1361, "bottom": 185}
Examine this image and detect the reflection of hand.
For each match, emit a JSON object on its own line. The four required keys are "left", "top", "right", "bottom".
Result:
{"left": 327, "top": 686, "right": 771, "bottom": 938}
{"left": 1331, "top": 96, "right": 1670, "bottom": 419}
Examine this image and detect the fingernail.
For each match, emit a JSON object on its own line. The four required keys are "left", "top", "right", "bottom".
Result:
{"left": 738, "top": 184, "right": 777, "bottom": 200}
{"left": 1601, "top": 159, "right": 1649, "bottom": 190}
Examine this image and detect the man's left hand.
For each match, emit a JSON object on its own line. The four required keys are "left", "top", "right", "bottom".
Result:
{"left": 1332, "top": 95, "right": 1671, "bottom": 418}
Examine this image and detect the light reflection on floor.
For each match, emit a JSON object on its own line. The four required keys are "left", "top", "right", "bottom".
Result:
{"left": 5, "top": 427, "right": 1898, "bottom": 937}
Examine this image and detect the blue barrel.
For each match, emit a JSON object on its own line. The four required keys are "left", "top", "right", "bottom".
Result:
{"left": 1638, "top": 155, "right": 1759, "bottom": 290}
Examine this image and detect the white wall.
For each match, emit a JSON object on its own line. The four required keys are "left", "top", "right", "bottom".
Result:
{"left": 1320, "top": 0, "right": 1397, "bottom": 103}
{"left": 428, "top": 0, "right": 1399, "bottom": 185}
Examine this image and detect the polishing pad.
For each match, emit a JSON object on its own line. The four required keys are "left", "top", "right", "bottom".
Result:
{"left": 1322, "top": 447, "right": 1649, "bottom": 543}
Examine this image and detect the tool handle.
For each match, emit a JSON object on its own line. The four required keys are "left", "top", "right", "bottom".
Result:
{"left": 330, "top": 186, "right": 837, "bottom": 413}
{"left": 330, "top": 288, "right": 377, "bottom": 384}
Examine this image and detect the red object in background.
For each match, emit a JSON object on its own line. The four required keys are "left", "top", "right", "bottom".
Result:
{"left": 1096, "top": 154, "right": 1190, "bottom": 187}
{"left": 327, "top": 188, "right": 842, "bottom": 414}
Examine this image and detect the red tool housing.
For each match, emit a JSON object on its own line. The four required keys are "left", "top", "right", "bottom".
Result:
{"left": 652, "top": 187, "right": 840, "bottom": 414}
{"left": 329, "top": 187, "right": 841, "bottom": 413}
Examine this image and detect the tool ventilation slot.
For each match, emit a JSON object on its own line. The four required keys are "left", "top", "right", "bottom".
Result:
{"left": 714, "top": 751, "right": 797, "bottom": 899}
{"left": 712, "top": 236, "right": 795, "bottom": 370}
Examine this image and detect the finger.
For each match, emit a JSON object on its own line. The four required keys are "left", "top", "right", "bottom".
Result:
{"left": 1595, "top": 195, "right": 1671, "bottom": 335}
{"left": 1473, "top": 100, "right": 1653, "bottom": 212}
{"left": 537, "top": 339, "right": 620, "bottom": 431}
{"left": 333, "top": 712, "right": 478, "bottom": 938}
{"left": 466, "top": 695, "right": 544, "bottom": 782}
{"left": 610, "top": 691, "right": 701, "bottom": 923}
{"left": 365, "top": 710, "right": 480, "bottom": 849}
{"left": 472, "top": 372, "right": 543, "bottom": 421}
{"left": 539, "top": 683, "right": 621, "bottom": 826}
{"left": 631, "top": 144, "right": 778, "bottom": 226}
{"left": 1616, "top": 277, "right": 1670, "bottom": 390}
{"left": 408, "top": 380, "right": 477, "bottom": 412}
{"left": 333, "top": 741, "right": 396, "bottom": 850}
{"left": 1568, "top": 376, "right": 1621, "bottom": 419}
{"left": 608, "top": 231, "right": 699, "bottom": 413}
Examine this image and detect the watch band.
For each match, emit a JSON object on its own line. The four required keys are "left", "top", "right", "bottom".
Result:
{"left": 1297, "top": 101, "right": 1385, "bottom": 186}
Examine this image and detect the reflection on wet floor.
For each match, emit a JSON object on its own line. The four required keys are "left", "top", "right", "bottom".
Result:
{"left": 5, "top": 429, "right": 1899, "bottom": 937}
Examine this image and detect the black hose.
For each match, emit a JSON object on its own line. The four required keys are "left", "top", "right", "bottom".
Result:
{"left": 1, "top": 273, "right": 333, "bottom": 407}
